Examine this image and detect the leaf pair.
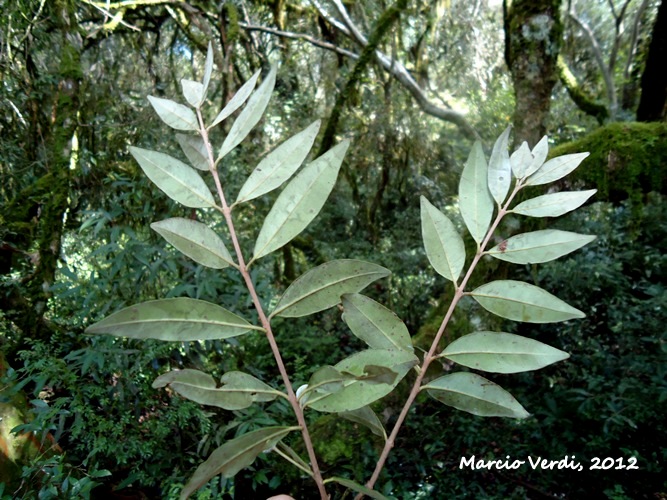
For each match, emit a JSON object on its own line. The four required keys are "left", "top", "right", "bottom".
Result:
{"left": 425, "top": 327, "right": 571, "bottom": 419}
{"left": 153, "top": 369, "right": 282, "bottom": 410}
{"left": 301, "top": 349, "right": 418, "bottom": 413}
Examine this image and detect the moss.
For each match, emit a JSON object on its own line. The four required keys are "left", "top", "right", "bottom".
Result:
{"left": 557, "top": 55, "right": 608, "bottom": 124}
{"left": 225, "top": 3, "right": 240, "bottom": 43}
{"left": 549, "top": 122, "right": 667, "bottom": 202}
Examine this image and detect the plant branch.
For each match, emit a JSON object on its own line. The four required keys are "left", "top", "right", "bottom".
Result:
{"left": 360, "top": 181, "right": 525, "bottom": 496}
{"left": 196, "top": 109, "right": 329, "bottom": 500}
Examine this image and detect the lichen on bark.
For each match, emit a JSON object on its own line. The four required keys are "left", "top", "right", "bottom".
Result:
{"left": 504, "top": 0, "right": 563, "bottom": 147}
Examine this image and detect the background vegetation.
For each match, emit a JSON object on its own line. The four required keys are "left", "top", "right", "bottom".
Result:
{"left": 1, "top": 0, "right": 665, "bottom": 498}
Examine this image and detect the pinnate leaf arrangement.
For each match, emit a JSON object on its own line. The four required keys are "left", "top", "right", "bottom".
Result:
{"left": 86, "top": 44, "right": 597, "bottom": 499}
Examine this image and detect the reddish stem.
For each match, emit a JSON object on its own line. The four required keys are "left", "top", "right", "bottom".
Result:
{"left": 361, "top": 182, "right": 524, "bottom": 497}
{"left": 197, "top": 109, "right": 329, "bottom": 499}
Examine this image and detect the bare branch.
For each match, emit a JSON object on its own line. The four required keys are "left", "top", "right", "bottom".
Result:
{"left": 239, "top": 22, "right": 360, "bottom": 60}
{"left": 311, "top": 0, "right": 351, "bottom": 36}
{"left": 84, "top": 0, "right": 179, "bottom": 8}
{"left": 624, "top": 0, "right": 651, "bottom": 80}
{"left": 313, "top": 0, "right": 479, "bottom": 139}
{"left": 568, "top": 8, "right": 617, "bottom": 118}
{"left": 331, "top": 0, "right": 368, "bottom": 45}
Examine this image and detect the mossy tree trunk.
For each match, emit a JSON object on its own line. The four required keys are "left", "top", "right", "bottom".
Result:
{"left": 637, "top": 0, "right": 667, "bottom": 122}
{"left": 1, "top": 0, "right": 82, "bottom": 358}
{"left": 504, "top": 0, "right": 563, "bottom": 147}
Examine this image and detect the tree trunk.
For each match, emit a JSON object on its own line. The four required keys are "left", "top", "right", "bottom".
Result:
{"left": 1, "top": 0, "right": 82, "bottom": 359}
{"left": 637, "top": 0, "right": 667, "bottom": 122}
{"left": 504, "top": 0, "right": 563, "bottom": 147}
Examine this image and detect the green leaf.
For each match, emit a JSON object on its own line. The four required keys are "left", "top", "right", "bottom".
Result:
{"left": 85, "top": 298, "right": 261, "bottom": 340}
{"left": 487, "top": 126, "right": 512, "bottom": 204}
{"left": 153, "top": 368, "right": 216, "bottom": 389}
{"left": 154, "top": 370, "right": 280, "bottom": 410}
{"left": 235, "top": 120, "right": 321, "bottom": 204}
{"left": 339, "top": 406, "right": 386, "bottom": 440}
{"left": 175, "top": 134, "right": 210, "bottom": 171}
{"left": 181, "top": 79, "right": 205, "bottom": 108}
{"left": 201, "top": 42, "right": 214, "bottom": 102}
{"left": 510, "top": 141, "right": 531, "bottom": 179}
{"left": 511, "top": 189, "right": 597, "bottom": 217}
{"left": 305, "top": 349, "right": 418, "bottom": 412}
{"left": 147, "top": 95, "right": 198, "bottom": 131}
{"left": 218, "top": 66, "right": 276, "bottom": 159}
{"left": 303, "top": 366, "right": 354, "bottom": 397}
{"left": 487, "top": 230, "right": 596, "bottom": 264}
{"left": 252, "top": 140, "right": 349, "bottom": 260}
{"left": 524, "top": 152, "right": 590, "bottom": 186}
{"left": 470, "top": 280, "right": 585, "bottom": 323}
{"left": 511, "top": 136, "right": 549, "bottom": 179}
{"left": 324, "top": 477, "right": 389, "bottom": 500}
{"left": 271, "top": 259, "right": 390, "bottom": 318}
{"left": 441, "top": 331, "right": 569, "bottom": 373}
{"left": 209, "top": 70, "right": 261, "bottom": 129}
{"left": 424, "top": 372, "right": 530, "bottom": 418}
{"left": 526, "top": 135, "right": 549, "bottom": 177}
{"left": 420, "top": 196, "right": 466, "bottom": 283}
{"left": 341, "top": 293, "right": 413, "bottom": 352}
{"left": 459, "top": 141, "right": 494, "bottom": 244}
{"left": 151, "top": 217, "right": 235, "bottom": 269}
{"left": 129, "top": 147, "right": 215, "bottom": 208}
{"left": 180, "top": 427, "right": 295, "bottom": 500}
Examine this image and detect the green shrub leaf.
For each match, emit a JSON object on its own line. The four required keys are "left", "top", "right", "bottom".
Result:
{"left": 271, "top": 259, "right": 390, "bottom": 318}
{"left": 424, "top": 372, "right": 530, "bottom": 418}
{"left": 181, "top": 79, "right": 205, "bottom": 108}
{"left": 152, "top": 368, "right": 216, "bottom": 389}
{"left": 147, "top": 95, "right": 198, "bottom": 131}
{"left": 441, "top": 331, "right": 569, "bottom": 373}
{"left": 129, "top": 147, "right": 215, "bottom": 208}
{"left": 470, "top": 280, "right": 585, "bottom": 323}
{"left": 339, "top": 406, "right": 386, "bottom": 440}
{"left": 252, "top": 140, "right": 349, "bottom": 260}
{"left": 218, "top": 66, "right": 276, "bottom": 159}
{"left": 154, "top": 370, "right": 280, "bottom": 410}
{"left": 85, "top": 298, "right": 261, "bottom": 340}
{"left": 176, "top": 134, "right": 210, "bottom": 171}
{"left": 236, "top": 120, "right": 321, "bottom": 204}
{"left": 486, "top": 229, "right": 596, "bottom": 264}
{"left": 341, "top": 293, "right": 413, "bottom": 353}
{"left": 305, "top": 349, "right": 418, "bottom": 412}
{"left": 151, "top": 217, "right": 235, "bottom": 269}
{"left": 324, "top": 477, "right": 389, "bottom": 500}
{"left": 209, "top": 69, "right": 260, "bottom": 129}
{"left": 524, "top": 152, "right": 590, "bottom": 186}
{"left": 421, "top": 196, "right": 466, "bottom": 283}
{"left": 180, "top": 426, "right": 296, "bottom": 500}
{"left": 511, "top": 189, "right": 597, "bottom": 217}
{"left": 459, "top": 141, "right": 494, "bottom": 244}
{"left": 487, "top": 126, "right": 512, "bottom": 204}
